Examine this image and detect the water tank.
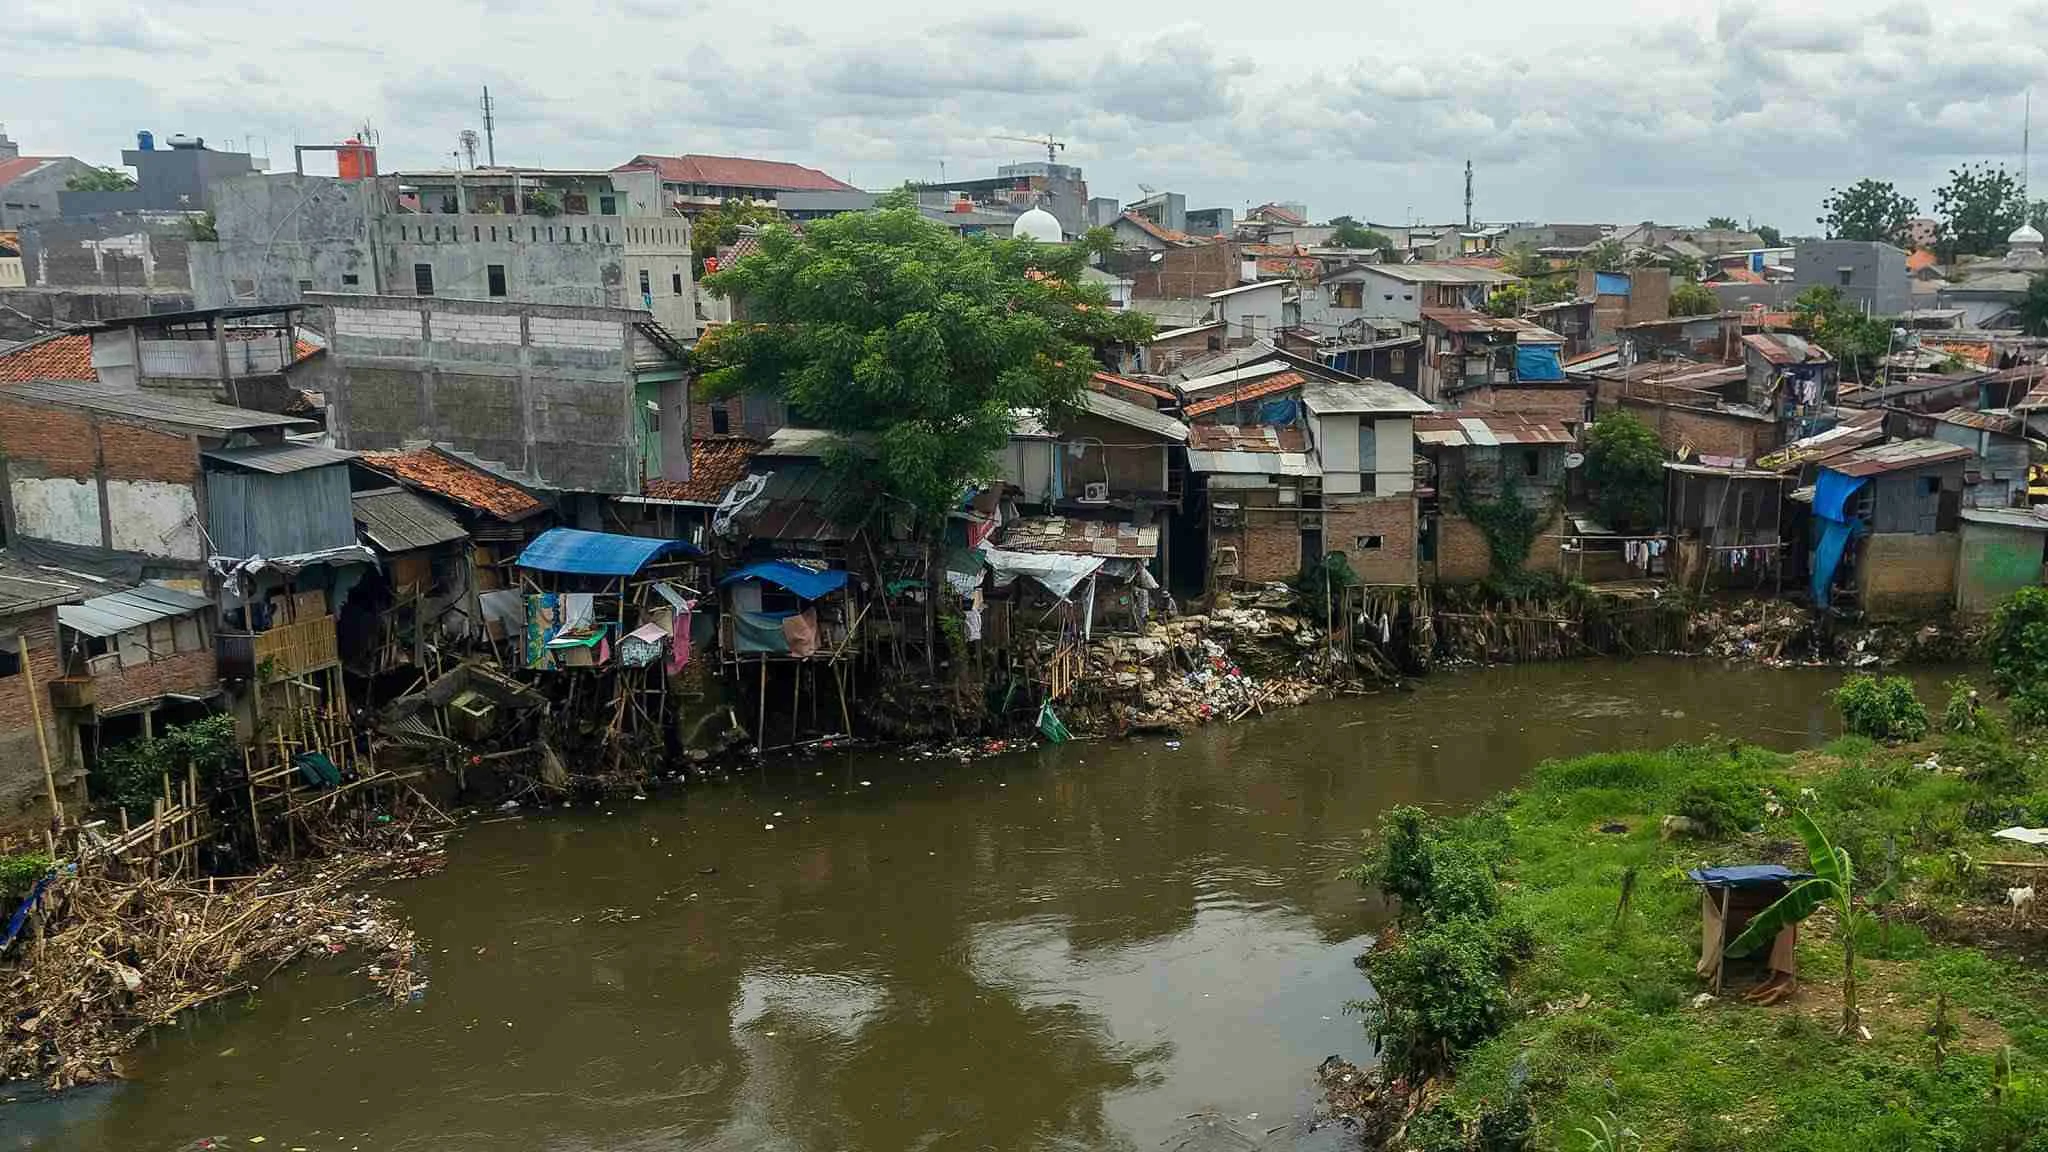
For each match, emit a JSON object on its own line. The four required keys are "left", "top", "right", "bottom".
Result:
{"left": 336, "top": 139, "right": 378, "bottom": 181}
{"left": 136, "top": 130, "right": 155, "bottom": 151}
{"left": 167, "top": 134, "right": 202, "bottom": 150}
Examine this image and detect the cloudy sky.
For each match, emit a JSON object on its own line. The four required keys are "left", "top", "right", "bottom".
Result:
{"left": 7, "top": 0, "right": 2045, "bottom": 230}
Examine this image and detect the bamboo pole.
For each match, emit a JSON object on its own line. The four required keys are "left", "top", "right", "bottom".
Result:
{"left": 19, "top": 634, "right": 61, "bottom": 831}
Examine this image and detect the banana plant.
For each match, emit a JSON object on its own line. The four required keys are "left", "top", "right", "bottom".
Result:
{"left": 1724, "top": 809, "right": 1897, "bottom": 1034}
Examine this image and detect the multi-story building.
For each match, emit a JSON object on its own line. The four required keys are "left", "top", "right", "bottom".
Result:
{"left": 618, "top": 153, "right": 871, "bottom": 220}
{"left": 0, "top": 129, "right": 93, "bottom": 230}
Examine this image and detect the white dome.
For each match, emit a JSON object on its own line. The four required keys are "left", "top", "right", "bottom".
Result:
{"left": 1012, "top": 207, "right": 1062, "bottom": 243}
{"left": 2010, "top": 222, "right": 2045, "bottom": 247}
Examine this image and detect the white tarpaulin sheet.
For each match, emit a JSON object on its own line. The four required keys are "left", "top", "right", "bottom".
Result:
{"left": 1992, "top": 826, "right": 2048, "bottom": 846}
{"left": 980, "top": 547, "right": 1105, "bottom": 600}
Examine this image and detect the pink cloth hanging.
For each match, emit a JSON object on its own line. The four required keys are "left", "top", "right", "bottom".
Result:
{"left": 669, "top": 609, "right": 693, "bottom": 673}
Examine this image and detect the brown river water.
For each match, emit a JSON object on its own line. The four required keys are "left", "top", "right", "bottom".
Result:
{"left": 8, "top": 658, "right": 1951, "bottom": 1152}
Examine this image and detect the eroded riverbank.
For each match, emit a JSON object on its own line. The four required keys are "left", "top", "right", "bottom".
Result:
{"left": 16, "top": 659, "right": 1956, "bottom": 1152}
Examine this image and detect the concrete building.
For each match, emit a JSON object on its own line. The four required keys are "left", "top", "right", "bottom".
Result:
{"left": 193, "top": 167, "right": 697, "bottom": 339}
{"left": 311, "top": 293, "right": 689, "bottom": 496}
{"left": 1127, "top": 191, "right": 1187, "bottom": 236}
{"left": 1207, "top": 281, "right": 1288, "bottom": 344}
{"left": 56, "top": 134, "right": 264, "bottom": 217}
{"left": 1184, "top": 207, "right": 1234, "bottom": 238}
{"left": 1956, "top": 507, "right": 2048, "bottom": 614}
{"left": 909, "top": 161, "right": 1088, "bottom": 240}
{"left": 1085, "top": 197, "right": 1122, "bottom": 229}
{"left": 1579, "top": 266, "right": 1673, "bottom": 344}
{"left": 1307, "top": 263, "right": 1518, "bottom": 328}
{"left": 1794, "top": 240, "right": 1912, "bottom": 316}
{"left": 0, "top": 129, "right": 93, "bottom": 230}
{"left": 618, "top": 153, "right": 870, "bottom": 220}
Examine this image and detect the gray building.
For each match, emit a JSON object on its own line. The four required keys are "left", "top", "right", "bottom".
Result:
{"left": 311, "top": 293, "right": 690, "bottom": 495}
{"left": 1184, "top": 207, "right": 1234, "bottom": 237}
{"left": 1127, "top": 191, "right": 1186, "bottom": 235}
{"left": 1794, "top": 240, "right": 1912, "bottom": 316}
{"left": 56, "top": 134, "right": 263, "bottom": 217}
{"left": 0, "top": 130, "right": 92, "bottom": 230}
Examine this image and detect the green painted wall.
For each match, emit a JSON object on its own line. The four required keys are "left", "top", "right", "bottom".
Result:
{"left": 1957, "top": 521, "right": 2046, "bottom": 613}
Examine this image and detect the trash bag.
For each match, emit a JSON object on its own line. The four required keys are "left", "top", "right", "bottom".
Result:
{"left": 1037, "top": 700, "right": 1070, "bottom": 744}
{"left": 294, "top": 752, "right": 343, "bottom": 790}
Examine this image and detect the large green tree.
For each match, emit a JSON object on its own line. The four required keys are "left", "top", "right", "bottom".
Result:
{"left": 1705, "top": 215, "right": 1740, "bottom": 230}
{"left": 697, "top": 200, "right": 1153, "bottom": 546}
{"left": 1669, "top": 281, "right": 1719, "bottom": 317}
{"left": 691, "top": 199, "right": 787, "bottom": 271}
{"left": 64, "top": 166, "right": 135, "bottom": 192}
{"left": 1933, "top": 161, "right": 2026, "bottom": 258}
{"left": 1583, "top": 411, "right": 1665, "bottom": 530}
{"left": 2017, "top": 272, "right": 2048, "bottom": 338}
{"left": 1329, "top": 217, "right": 1391, "bottom": 251}
{"left": 1818, "top": 179, "right": 1918, "bottom": 245}
{"left": 1579, "top": 238, "right": 1626, "bottom": 272}
{"left": 1755, "top": 223, "right": 1784, "bottom": 247}
{"left": 1793, "top": 286, "right": 1893, "bottom": 377}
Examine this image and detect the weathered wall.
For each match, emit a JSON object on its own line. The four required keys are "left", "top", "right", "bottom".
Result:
{"left": 1136, "top": 324, "right": 1222, "bottom": 373}
{"left": 1454, "top": 383, "right": 1588, "bottom": 422}
{"left": 0, "top": 396, "right": 207, "bottom": 562}
{"left": 1325, "top": 495, "right": 1417, "bottom": 586}
{"left": 0, "top": 609, "right": 78, "bottom": 834}
{"left": 1619, "top": 399, "right": 1774, "bottom": 460}
{"left": 1860, "top": 531, "right": 1960, "bottom": 619}
{"left": 0, "top": 157, "right": 92, "bottom": 229}
{"left": 1795, "top": 240, "right": 1911, "bottom": 316}
{"left": 1058, "top": 412, "right": 1169, "bottom": 495}
{"left": 1956, "top": 520, "right": 2046, "bottom": 614}
{"left": 0, "top": 288, "right": 195, "bottom": 343}
{"left": 93, "top": 647, "right": 219, "bottom": 713}
{"left": 1113, "top": 242, "right": 1239, "bottom": 300}
{"left": 20, "top": 214, "right": 195, "bottom": 290}
{"left": 190, "top": 174, "right": 378, "bottom": 308}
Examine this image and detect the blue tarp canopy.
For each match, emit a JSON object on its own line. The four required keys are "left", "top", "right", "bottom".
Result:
{"left": 1687, "top": 865, "right": 1815, "bottom": 889}
{"left": 1813, "top": 469, "right": 1868, "bottom": 522}
{"left": 721, "top": 560, "right": 849, "bottom": 601}
{"left": 1595, "top": 271, "right": 1631, "bottom": 296}
{"left": 516, "top": 528, "right": 700, "bottom": 576}
{"left": 1514, "top": 344, "right": 1565, "bottom": 382}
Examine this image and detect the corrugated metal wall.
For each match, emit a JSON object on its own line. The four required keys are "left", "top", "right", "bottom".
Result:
{"left": 206, "top": 465, "right": 357, "bottom": 558}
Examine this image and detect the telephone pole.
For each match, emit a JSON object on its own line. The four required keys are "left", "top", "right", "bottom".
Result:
{"left": 1463, "top": 159, "right": 1473, "bottom": 231}
{"left": 480, "top": 86, "right": 497, "bottom": 167}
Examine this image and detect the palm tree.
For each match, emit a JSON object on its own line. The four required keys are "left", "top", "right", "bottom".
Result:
{"left": 1725, "top": 810, "right": 1897, "bottom": 1034}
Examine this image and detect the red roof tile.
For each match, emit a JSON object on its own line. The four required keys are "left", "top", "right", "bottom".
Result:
{"left": 1118, "top": 211, "right": 1193, "bottom": 245}
{"left": 1183, "top": 370, "right": 1306, "bottom": 418}
{"left": 357, "top": 447, "right": 546, "bottom": 522}
{"left": 642, "top": 436, "right": 763, "bottom": 504}
{"left": 1250, "top": 202, "right": 1307, "bottom": 226}
{"left": 1187, "top": 423, "right": 1309, "bottom": 452}
{"left": 0, "top": 156, "right": 62, "bottom": 188}
{"left": 1091, "top": 371, "right": 1175, "bottom": 402}
{"left": 618, "top": 154, "right": 858, "bottom": 193}
{"left": 0, "top": 334, "right": 96, "bottom": 384}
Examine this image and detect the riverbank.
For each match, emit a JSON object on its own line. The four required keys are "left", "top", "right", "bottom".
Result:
{"left": 1335, "top": 711, "right": 2048, "bottom": 1148}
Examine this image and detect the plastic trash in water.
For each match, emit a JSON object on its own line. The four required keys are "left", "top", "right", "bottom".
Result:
{"left": 1164, "top": 740, "right": 1182, "bottom": 750}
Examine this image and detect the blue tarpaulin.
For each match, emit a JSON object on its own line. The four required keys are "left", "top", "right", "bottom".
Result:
{"left": 1687, "top": 865, "right": 1815, "bottom": 889}
{"left": 721, "top": 560, "right": 849, "bottom": 601}
{"left": 1811, "top": 517, "right": 1860, "bottom": 604}
{"left": 1514, "top": 344, "right": 1565, "bottom": 382}
{"left": 1595, "top": 272, "right": 1631, "bottom": 296}
{"left": 733, "top": 610, "right": 794, "bottom": 653}
{"left": 516, "top": 528, "right": 700, "bottom": 576}
{"left": 1812, "top": 469, "right": 1868, "bottom": 522}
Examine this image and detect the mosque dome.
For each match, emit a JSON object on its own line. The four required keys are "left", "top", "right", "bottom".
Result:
{"left": 1012, "top": 206, "right": 1062, "bottom": 243}
{"left": 2010, "top": 221, "right": 2045, "bottom": 248}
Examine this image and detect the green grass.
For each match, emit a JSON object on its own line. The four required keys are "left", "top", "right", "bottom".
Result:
{"left": 1398, "top": 733, "right": 2048, "bottom": 1151}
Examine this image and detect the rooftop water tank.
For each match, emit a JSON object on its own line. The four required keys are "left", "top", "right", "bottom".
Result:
{"left": 136, "top": 130, "right": 155, "bottom": 151}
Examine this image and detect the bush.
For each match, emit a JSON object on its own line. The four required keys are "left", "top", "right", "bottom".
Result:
{"left": 91, "top": 714, "right": 240, "bottom": 821}
{"left": 1361, "top": 805, "right": 1438, "bottom": 909}
{"left": 1833, "top": 674, "right": 1929, "bottom": 742}
{"left": 1986, "top": 585, "right": 2048, "bottom": 696}
{"left": 1359, "top": 918, "right": 1515, "bottom": 1080}
{"left": 2009, "top": 683, "right": 2048, "bottom": 734}
{"left": 0, "top": 852, "right": 52, "bottom": 898}
{"left": 1583, "top": 411, "right": 1665, "bottom": 531}
{"left": 1405, "top": 1105, "right": 1468, "bottom": 1152}
{"left": 1673, "top": 777, "right": 1764, "bottom": 838}
{"left": 1360, "top": 806, "right": 1501, "bottom": 924}
{"left": 1943, "top": 678, "right": 2000, "bottom": 737}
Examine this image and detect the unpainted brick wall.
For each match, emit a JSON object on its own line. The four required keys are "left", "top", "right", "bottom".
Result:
{"left": 1434, "top": 514, "right": 1493, "bottom": 584}
{"left": 1238, "top": 499, "right": 1305, "bottom": 583}
{"left": 1326, "top": 496, "right": 1416, "bottom": 586}
{"left": 0, "top": 400, "right": 96, "bottom": 478}
{"left": 100, "top": 422, "right": 197, "bottom": 482}
{"left": 0, "top": 610, "right": 76, "bottom": 835}
{"left": 93, "top": 650, "right": 219, "bottom": 713}
{"left": 1621, "top": 400, "right": 1772, "bottom": 460}
{"left": 1859, "top": 531, "right": 1960, "bottom": 619}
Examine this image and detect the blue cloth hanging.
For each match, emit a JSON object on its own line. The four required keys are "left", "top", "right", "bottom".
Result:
{"left": 1, "top": 873, "right": 55, "bottom": 953}
{"left": 1811, "top": 517, "right": 1860, "bottom": 604}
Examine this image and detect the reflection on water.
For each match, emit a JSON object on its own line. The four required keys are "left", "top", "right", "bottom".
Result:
{"left": 21, "top": 659, "right": 1947, "bottom": 1152}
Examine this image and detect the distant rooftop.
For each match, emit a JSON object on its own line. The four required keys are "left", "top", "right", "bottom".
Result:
{"left": 617, "top": 153, "right": 859, "bottom": 193}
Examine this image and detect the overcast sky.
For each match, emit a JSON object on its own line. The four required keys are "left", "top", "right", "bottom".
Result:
{"left": 7, "top": 0, "right": 2045, "bottom": 230}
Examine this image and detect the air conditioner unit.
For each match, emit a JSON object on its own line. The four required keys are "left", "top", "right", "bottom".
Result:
{"left": 1080, "top": 482, "right": 1110, "bottom": 503}
{"left": 1213, "top": 545, "right": 1239, "bottom": 575}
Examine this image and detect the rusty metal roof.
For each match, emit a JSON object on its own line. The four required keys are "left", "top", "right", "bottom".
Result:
{"left": 1413, "top": 414, "right": 1573, "bottom": 447}
{"left": 1001, "top": 516, "right": 1159, "bottom": 559}
{"left": 1742, "top": 331, "right": 1831, "bottom": 365}
{"left": 352, "top": 487, "right": 469, "bottom": 553}
{"left": 1823, "top": 437, "right": 1973, "bottom": 477}
{"left": 1932, "top": 407, "right": 2022, "bottom": 435}
{"left": 1187, "top": 424, "right": 1308, "bottom": 453}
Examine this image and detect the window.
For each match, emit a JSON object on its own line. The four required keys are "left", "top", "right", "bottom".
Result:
{"left": 603, "top": 228, "right": 610, "bottom": 243}
{"left": 638, "top": 269, "right": 651, "bottom": 297}
{"left": 1837, "top": 268, "right": 1854, "bottom": 286}
{"left": 672, "top": 271, "right": 684, "bottom": 295}
{"left": 1390, "top": 348, "right": 1406, "bottom": 374}
{"left": 487, "top": 264, "right": 507, "bottom": 297}
{"left": 710, "top": 405, "right": 730, "bottom": 434}
{"left": 297, "top": 279, "right": 314, "bottom": 293}
{"left": 1523, "top": 448, "right": 1540, "bottom": 476}
{"left": 1384, "top": 293, "right": 1395, "bottom": 301}
{"left": 548, "top": 226, "right": 555, "bottom": 241}
{"left": 0, "top": 644, "right": 18, "bottom": 678}
{"left": 1357, "top": 534, "right": 1384, "bottom": 550}
{"left": 341, "top": 273, "right": 359, "bottom": 286}
{"left": 490, "top": 226, "right": 498, "bottom": 241}
{"left": 581, "top": 226, "right": 589, "bottom": 242}
{"left": 600, "top": 195, "right": 616, "bottom": 215}
{"left": 1336, "top": 282, "right": 1363, "bottom": 309}
{"left": 531, "top": 227, "right": 538, "bottom": 242}
{"left": 1358, "top": 422, "right": 1378, "bottom": 472}
{"left": 1920, "top": 475, "right": 1941, "bottom": 497}
{"left": 413, "top": 263, "right": 435, "bottom": 295}
{"left": 473, "top": 225, "right": 480, "bottom": 242}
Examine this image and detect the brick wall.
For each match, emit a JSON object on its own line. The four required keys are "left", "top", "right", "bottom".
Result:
{"left": 1116, "top": 242, "right": 1240, "bottom": 299}
{"left": 1620, "top": 399, "right": 1773, "bottom": 460}
{"left": 1457, "top": 385, "right": 1587, "bottom": 423}
{"left": 100, "top": 422, "right": 197, "bottom": 482}
{"left": 1434, "top": 514, "right": 1493, "bottom": 583}
{"left": 1326, "top": 495, "right": 1417, "bottom": 586}
{"left": 1238, "top": 499, "right": 1305, "bottom": 584}
{"left": 0, "top": 399, "right": 96, "bottom": 478}
{"left": 1860, "top": 531, "right": 1959, "bottom": 619}
{"left": 93, "top": 649, "right": 219, "bottom": 713}
{"left": 1143, "top": 325, "right": 1223, "bottom": 372}
{"left": 0, "top": 609, "right": 74, "bottom": 834}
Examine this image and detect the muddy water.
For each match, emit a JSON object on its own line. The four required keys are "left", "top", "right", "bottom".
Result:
{"left": 17, "top": 659, "right": 1947, "bottom": 1152}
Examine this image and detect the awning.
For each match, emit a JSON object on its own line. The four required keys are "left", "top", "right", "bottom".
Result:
{"left": 58, "top": 583, "right": 211, "bottom": 638}
{"left": 1514, "top": 344, "right": 1565, "bottom": 382}
{"left": 720, "top": 560, "right": 849, "bottom": 600}
{"left": 515, "top": 528, "right": 700, "bottom": 576}
{"left": 981, "top": 547, "right": 1106, "bottom": 599}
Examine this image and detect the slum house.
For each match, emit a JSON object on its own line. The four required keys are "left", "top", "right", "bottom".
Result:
{"left": 50, "top": 582, "right": 218, "bottom": 771}
{"left": 1618, "top": 314, "right": 1745, "bottom": 367}
{"left": 1661, "top": 462, "right": 1794, "bottom": 591}
{"left": 0, "top": 556, "right": 86, "bottom": 837}
{"left": 1207, "top": 281, "right": 1289, "bottom": 346}
{"left": 1925, "top": 408, "right": 2030, "bottom": 509}
{"left": 353, "top": 445, "right": 556, "bottom": 602}
{"left": 1526, "top": 297, "right": 1599, "bottom": 360}
{"left": 1592, "top": 361, "right": 1778, "bottom": 462}
{"left": 1807, "top": 438, "right": 1971, "bottom": 618}
{"left": 1579, "top": 266, "right": 1673, "bottom": 345}
{"left": 998, "top": 384, "right": 1189, "bottom": 584}
{"left": 621, "top": 435, "right": 764, "bottom": 551}
{"left": 1417, "top": 309, "right": 1569, "bottom": 406}
{"left": 1740, "top": 332, "right": 1837, "bottom": 440}
{"left": 308, "top": 292, "right": 693, "bottom": 514}
{"left": 982, "top": 515, "right": 1162, "bottom": 704}
{"left": 1413, "top": 414, "right": 1574, "bottom": 584}
{"left": 1299, "top": 380, "right": 1431, "bottom": 587}
{"left": 0, "top": 308, "right": 330, "bottom": 418}
{"left": 1297, "top": 263, "right": 1519, "bottom": 335}
{"left": 1184, "top": 423, "right": 1321, "bottom": 589}
{"left": 1956, "top": 507, "right": 2048, "bottom": 614}
{"left": 1313, "top": 334, "right": 1421, "bottom": 392}
{"left": 347, "top": 484, "right": 474, "bottom": 678}
{"left": 718, "top": 559, "right": 858, "bottom": 746}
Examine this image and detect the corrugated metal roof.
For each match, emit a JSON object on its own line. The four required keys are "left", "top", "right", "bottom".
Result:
{"left": 1824, "top": 437, "right": 1973, "bottom": 477}
{"left": 1183, "top": 371, "right": 1307, "bottom": 418}
{"left": 1961, "top": 507, "right": 2048, "bottom": 531}
{"left": 1002, "top": 516, "right": 1159, "bottom": 558}
{"left": 1180, "top": 360, "right": 1292, "bottom": 394}
{"left": 515, "top": 527, "right": 700, "bottom": 576}
{"left": 57, "top": 583, "right": 211, "bottom": 638}
{"left": 1186, "top": 449, "right": 1320, "bottom": 476}
{"left": 1742, "top": 331, "right": 1831, "bottom": 365}
{"left": 1079, "top": 389, "right": 1189, "bottom": 441}
{"left": 1151, "top": 322, "right": 1224, "bottom": 343}
{"left": 0, "top": 554, "right": 87, "bottom": 615}
{"left": 1300, "top": 380, "right": 1433, "bottom": 415}
{"left": 756, "top": 427, "right": 851, "bottom": 458}
{"left": 1367, "top": 264, "right": 1519, "bottom": 285}
{"left": 5, "top": 380, "right": 311, "bottom": 432}
{"left": 1933, "top": 407, "right": 2022, "bottom": 435}
{"left": 1187, "top": 424, "right": 1308, "bottom": 453}
{"left": 203, "top": 443, "right": 358, "bottom": 474}
{"left": 1207, "top": 280, "right": 1287, "bottom": 299}
{"left": 353, "top": 487, "right": 469, "bottom": 553}
{"left": 1413, "top": 414, "right": 1573, "bottom": 446}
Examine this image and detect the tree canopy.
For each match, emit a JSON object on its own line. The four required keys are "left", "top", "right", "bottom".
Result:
{"left": 1583, "top": 411, "right": 1665, "bottom": 530}
{"left": 1579, "top": 238, "right": 1626, "bottom": 272}
{"left": 1705, "top": 215, "right": 1739, "bottom": 231}
{"left": 1818, "top": 179, "right": 1917, "bottom": 246}
{"left": 1933, "top": 161, "right": 2026, "bottom": 258}
{"left": 1755, "top": 224, "right": 1784, "bottom": 247}
{"left": 696, "top": 205, "right": 1154, "bottom": 532}
{"left": 1793, "top": 286, "right": 1892, "bottom": 378}
{"left": 1669, "top": 282, "right": 1719, "bottom": 318}
{"left": 2017, "top": 272, "right": 2048, "bottom": 339}
{"left": 1483, "top": 283, "right": 1527, "bottom": 318}
{"left": 1330, "top": 218, "right": 1391, "bottom": 251}
{"left": 64, "top": 166, "right": 135, "bottom": 193}
{"left": 691, "top": 199, "right": 787, "bottom": 272}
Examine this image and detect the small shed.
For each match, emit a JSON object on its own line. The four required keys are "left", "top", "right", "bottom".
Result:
{"left": 718, "top": 560, "right": 858, "bottom": 749}
{"left": 1956, "top": 507, "right": 2048, "bottom": 614}
{"left": 1663, "top": 462, "right": 1794, "bottom": 590}
{"left": 1690, "top": 864, "right": 1811, "bottom": 997}
{"left": 512, "top": 528, "right": 702, "bottom": 671}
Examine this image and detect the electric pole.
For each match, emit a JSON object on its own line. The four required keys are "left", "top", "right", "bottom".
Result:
{"left": 1464, "top": 159, "right": 1473, "bottom": 231}
{"left": 480, "top": 86, "right": 497, "bottom": 167}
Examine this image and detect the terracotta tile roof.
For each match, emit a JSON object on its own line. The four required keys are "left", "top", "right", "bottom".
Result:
{"left": 0, "top": 334, "right": 96, "bottom": 383}
{"left": 1256, "top": 256, "right": 1322, "bottom": 278}
{"left": 617, "top": 154, "right": 858, "bottom": 193}
{"left": 357, "top": 446, "right": 546, "bottom": 522}
{"left": 642, "top": 436, "right": 762, "bottom": 504}
{"left": 1250, "top": 202, "right": 1307, "bottom": 226}
{"left": 1187, "top": 423, "right": 1308, "bottom": 452}
{"left": 0, "top": 156, "right": 62, "bottom": 188}
{"left": 1711, "top": 267, "right": 1766, "bottom": 284}
{"left": 1119, "top": 211, "right": 1192, "bottom": 245}
{"left": 1183, "top": 370, "right": 1306, "bottom": 418}
{"left": 1907, "top": 247, "right": 1940, "bottom": 273}
{"left": 1001, "top": 515, "right": 1158, "bottom": 559}
{"left": 1239, "top": 243, "right": 1305, "bottom": 257}
{"left": 1090, "top": 371, "right": 1176, "bottom": 402}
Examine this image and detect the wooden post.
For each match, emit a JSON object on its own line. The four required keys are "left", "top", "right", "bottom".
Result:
{"left": 18, "top": 634, "right": 62, "bottom": 832}
{"left": 756, "top": 659, "right": 767, "bottom": 748}
{"left": 791, "top": 659, "right": 802, "bottom": 747}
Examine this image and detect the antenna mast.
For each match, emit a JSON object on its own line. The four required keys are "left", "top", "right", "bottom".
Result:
{"left": 1464, "top": 159, "right": 1473, "bottom": 230}
{"left": 480, "top": 86, "right": 497, "bottom": 167}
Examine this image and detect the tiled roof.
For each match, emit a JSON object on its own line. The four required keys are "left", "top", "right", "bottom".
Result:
{"left": 1240, "top": 243, "right": 1305, "bottom": 257}
{"left": 1256, "top": 257, "right": 1321, "bottom": 278}
{"left": 1187, "top": 424, "right": 1308, "bottom": 452}
{"left": 1118, "top": 211, "right": 1193, "bottom": 245}
{"left": 357, "top": 446, "right": 547, "bottom": 522}
{"left": 0, "top": 156, "right": 63, "bottom": 188}
{"left": 1090, "top": 371, "right": 1176, "bottom": 402}
{"left": 642, "top": 436, "right": 763, "bottom": 504}
{"left": 617, "top": 154, "right": 859, "bottom": 193}
{"left": 1249, "top": 203, "right": 1306, "bottom": 226}
{"left": 1183, "top": 370, "right": 1307, "bottom": 418}
{"left": 0, "top": 333, "right": 96, "bottom": 383}
{"left": 1711, "top": 267, "right": 1766, "bottom": 284}
{"left": 1001, "top": 516, "right": 1159, "bottom": 559}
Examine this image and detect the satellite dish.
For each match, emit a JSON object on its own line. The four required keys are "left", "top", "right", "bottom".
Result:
{"left": 1564, "top": 452, "right": 1586, "bottom": 469}
{"left": 1149, "top": 252, "right": 1165, "bottom": 263}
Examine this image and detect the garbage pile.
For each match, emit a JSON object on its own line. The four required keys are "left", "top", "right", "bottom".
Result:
{"left": 1070, "top": 606, "right": 1352, "bottom": 734}
{"left": 1690, "top": 599, "right": 1978, "bottom": 667}
{"left": 1, "top": 825, "right": 443, "bottom": 1090}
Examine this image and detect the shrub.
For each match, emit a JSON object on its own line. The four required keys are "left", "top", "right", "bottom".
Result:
{"left": 1943, "top": 678, "right": 2000, "bottom": 737}
{"left": 1359, "top": 918, "right": 1514, "bottom": 1080}
{"left": 1986, "top": 585, "right": 2048, "bottom": 696}
{"left": 1405, "top": 1105, "right": 1468, "bottom": 1152}
{"left": 1423, "top": 839, "right": 1502, "bottom": 923}
{"left": 2009, "top": 682, "right": 2048, "bottom": 734}
{"left": 91, "top": 714, "right": 240, "bottom": 821}
{"left": 1673, "top": 777, "right": 1763, "bottom": 838}
{"left": 1833, "top": 674, "right": 1929, "bottom": 742}
{"left": 0, "top": 852, "right": 52, "bottom": 898}
{"left": 1361, "top": 805, "right": 1438, "bottom": 909}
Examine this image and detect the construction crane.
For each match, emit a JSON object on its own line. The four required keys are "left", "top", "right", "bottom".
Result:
{"left": 991, "top": 134, "right": 1066, "bottom": 164}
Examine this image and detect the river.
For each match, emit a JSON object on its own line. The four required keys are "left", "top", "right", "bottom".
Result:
{"left": 11, "top": 658, "right": 1948, "bottom": 1152}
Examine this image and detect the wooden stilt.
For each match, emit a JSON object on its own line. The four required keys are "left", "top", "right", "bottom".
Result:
{"left": 791, "top": 660, "right": 802, "bottom": 747}
{"left": 757, "top": 659, "right": 767, "bottom": 748}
